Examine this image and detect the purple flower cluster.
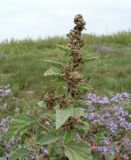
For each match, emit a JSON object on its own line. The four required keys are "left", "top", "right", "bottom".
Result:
{"left": 0, "top": 154, "right": 11, "bottom": 160}
{"left": 0, "top": 116, "right": 22, "bottom": 160}
{"left": 0, "top": 117, "right": 12, "bottom": 160}
{"left": 84, "top": 92, "right": 131, "bottom": 157}
{"left": 85, "top": 93, "right": 110, "bottom": 105}
{"left": 112, "top": 106, "right": 131, "bottom": 131}
{"left": 85, "top": 92, "right": 130, "bottom": 105}
{"left": 0, "top": 117, "right": 11, "bottom": 142}
{"left": 5, "top": 136, "right": 21, "bottom": 149}
{"left": 111, "top": 92, "right": 130, "bottom": 102}
{"left": 97, "top": 146, "right": 112, "bottom": 155}
{"left": 0, "top": 85, "right": 12, "bottom": 112}
{"left": 0, "top": 84, "right": 11, "bottom": 97}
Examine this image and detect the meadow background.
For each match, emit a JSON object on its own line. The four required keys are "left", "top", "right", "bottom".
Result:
{"left": 0, "top": 31, "right": 131, "bottom": 128}
{"left": 0, "top": 32, "right": 131, "bottom": 99}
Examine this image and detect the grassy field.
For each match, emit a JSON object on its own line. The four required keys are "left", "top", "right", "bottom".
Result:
{"left": 0, "top": 31, "right": 131, "bottom": 104}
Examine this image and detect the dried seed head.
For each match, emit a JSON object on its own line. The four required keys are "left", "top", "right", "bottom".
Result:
{"left": 44, "top": 91, "right": 56, "bottom": 110}
{"left": 67, "top": 14, "right": 86, "bottom": 68}
{"left": 69, "top": 71, "right": 81, "bottom": 82}
{"left": 63, "top": 117, "right": 79, "bottom": 130}
{"left": 56, "top": 95, "right": 70, "bottom": 108}
{"left": 74, "top": 14, "right": 83, "bottom": 24}
{"left": 63, "top": 64, "right": 71, "bottom": 76}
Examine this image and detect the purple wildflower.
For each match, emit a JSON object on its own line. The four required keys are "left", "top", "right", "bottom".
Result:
{"left": 123, "top": 154, "right": 129, "bottom": 160}
{"left": 114, "top": 146, "right": 120, "bottom": 153}
{"left": 97, "top": 146, "right": 112, "bottom": 155}
{"left": 84, "top": 113, "right": 96, "bottom": 120}
{"left": 111, "top": 92, "right": 130, "bottom": 102}
{"left": 104, "top": 139, "right": 110, "bottom": 145}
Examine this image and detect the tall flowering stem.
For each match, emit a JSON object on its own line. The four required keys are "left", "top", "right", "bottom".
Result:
{"left": 6, "top": 15, "right": 94, "bottom": 160}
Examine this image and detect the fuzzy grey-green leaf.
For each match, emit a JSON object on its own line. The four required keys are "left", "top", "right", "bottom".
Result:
{"left": 56, "top": 107, "right": 85, "bottom": 129}
{"left": 83, "top": 57, "right": 98, "bottom": 63}
{"left": 64, "top": 130, "right": 73, "bottom": 144}
{"left": 56, "top": 107, "right": 71, "bottom": 129}
{"left": 37, "top": 132, "right": 59, "bottom": 145}
{"left": 6, "top": 114, "right": 38, "bottom": 140}
{"left": 77, "top": 83, "right": 93, "bottom": 92}
{"left": 9, "top": 147, "right": 29, "bottom": 160}
{"left": 44, "top": 60, "right": 64, "bottom": 68}
{"left": 65, "top": 142, "right": 92, "bottom": 160}
{"left": 44, "top": 68, "right": 63, "bottom": 77}
{"left": 56, "top": 44, "right": 69, "bottom": 54}
{"left": 37, "top": 100, "right": 46, "bottom": 109}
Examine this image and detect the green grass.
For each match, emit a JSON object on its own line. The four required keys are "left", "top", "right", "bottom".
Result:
{"left": 0, "top": 32, "right": 131, "bottom": 102}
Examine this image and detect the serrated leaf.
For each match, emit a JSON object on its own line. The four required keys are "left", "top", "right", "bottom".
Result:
{"left": 77, "top": 83, "right": 93, "bottom": 92}
{"left": 44, "top": 68, "right": 63, "bottom": 77}
{"left": 56, "top": 107, "right": 71, "bottom": 129}
{"left": 64, "top": 130, "right": 73, "bottom": 144}
{"left": 95, "top": 133, "right": 105, "bottom": 143}
{"left": 65, "top": 142, "right": 92, "bottom": 160}
{"left": 9, "top": 147, "right": 29, "bottom": 160}
{"left": 6, "top": 114, "right": 38, "bottom": 140}
{"left": 53, "top": 76, "right": 65, "bottom": 83}
{"left": 37, "top": 132, "right": 59, "bottom": 145}
{"left": 83, "top": 57, "right": 98, "bottom": 63}
{"left": 73, "top": 107, "right": 86, "bottom": 117}
{"left": 55, "top": 146, "right": 64, "bottom": 155}
{"left": 105, "top": 155, "right": 115, "bottom": 160}
{"left": 44, "top": 60, "right": 64, "bottom": 68}
{"left": 56, "top": 44, "right": 69, "bottom": 54}
{"left": 37, "top": 100, "right": 46, "bottom": 109}
{"left": 56, "top": 107, "right": 85, "bottom": 129}
{"left": 76, "top": 121, "right": 90, "bottom": 132}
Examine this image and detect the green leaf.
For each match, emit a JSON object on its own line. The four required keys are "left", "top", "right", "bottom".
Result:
{"left": 44, "top": 68, "right": 63, "bottom": 77}
{"left": 56, "top": 107, "right": 85, "bottom": 129}
{"left": 53, "top": 77, "right": 65, "bottom": 83}
{"left": 56, "top": 44, "right": 69, "bottom": 54}
{"left": 95, "top": 133, "right": 105, "bottom": 143}
{"left": 37, "top": 100, "right": 46, "bottom": 109}
{"left": 64, "top": 130, "right": 73, "bottom": 144}
{"left": 6, "top": 114, "right": 38, "bottom": 140}
{"left": 73, "top": 107, "right": 86, "bottom": 117}
{"left": 56, "top": 107, "right": 71, "bottom": 129}
{"left": 44, "top": 60, "right": 64, "bottom": 68}
{"left": 37, "top": 132, "right": 59, "bottom": 145}
{"left": 76, "top": 121, "right": 90, "bottom": 132}
{"left": 9, "top": 147, "right": 29, "bottom": 160}
{"left": 65, "top": 142, "right": 92, "bottom": 160}
{"left": 55, "top": 146, "right": 64, "bottom": 155}
{"left": 77, "top": 83, "right": 93, "bottom": 92}
{"left": 83, "top": 57, "right": 98, "bottom": 63}
{"left": 105, "top": 155, "right": 115, "bottom": 160}
{"left": 0, "top": 148, "right": 5, "bottom": 157}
